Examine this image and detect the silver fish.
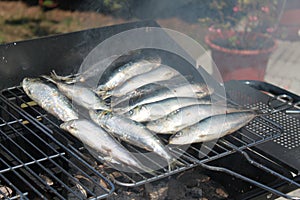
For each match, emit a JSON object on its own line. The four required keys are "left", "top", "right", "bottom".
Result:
{"left": 42, "top": 75, "right": 110, "bottom": 111}
{"left": 60, "top": 119, "right": 153, "bottom": 174}
{"left": 114, "top": 83, "right": 213, "bottom": 114}
{"left": 124, "top": 98, "right": 212, "bottom": 122}
{"left": 107, "top": 65, "right": 179, "bottom": 98}
{"left": 89, "top": 110, "right": 179, "bottom": 170}
{"left": 169, "top": 110, "right": 258, "bottom": 145}
{"left": 78, "top": 55, "right": 120, "bottom": 83}
{"left": 147, "top": 105, "right": 249, "bottom": 134}
{"left": 111, "top": 74, "right": 194, "bottom": 107}
{"left": 48, "top": 56, "right": 120, "bottom": 84}
{"left": 96, "top": 57, "right": 161, "bottom": 93}
{"left": 22, "top": 78, "right": 78, "bottom": 122}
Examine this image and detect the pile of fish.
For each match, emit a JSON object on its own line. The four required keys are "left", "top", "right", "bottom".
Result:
{"left": 21, "top": 57, "right": 260, "bottom": 174}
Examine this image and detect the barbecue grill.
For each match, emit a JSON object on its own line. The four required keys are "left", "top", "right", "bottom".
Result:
{"left": 0, "top": 20, "right": 299, "bottom": 199}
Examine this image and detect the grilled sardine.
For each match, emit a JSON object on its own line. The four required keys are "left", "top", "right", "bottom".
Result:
{"left": 42, "top": 75, "right": 110, "bottom": 111}
{"left": 60, "top": 119, "right": 154, "bottom": 174}
{"left": 96, "top": 57, "right": 161, "bottom": 93}
{"left": 147, "top": 104, "right": 248, "bottom": 134}
{"left": 124, "top": 98, "right": 212, "bottom": 122}
{"left": 169, "top": 110, "right": 259, "bottom": 145}
{"left": 89, "top": 110, "right": 179, "bottom": 171}
{"left": 22, "top": 78, "right": 78, "bottom": 122}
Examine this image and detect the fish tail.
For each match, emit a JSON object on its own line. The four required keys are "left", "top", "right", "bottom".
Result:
{"left": 51, "top": 70, "right": 77, "bottom": 84}
{"left": 253, "top": 108, "right": 269, "bottom": 116}
{"left": 95, "top": 84, "right": 105, "bottom": 91}
{"left": 101, "top": 91, "right": 112, "bottom": 100}
{"left": 93, "top": 88, "right": 109, "bottom": 98}
{"left": 230, "top": 107, "right": 266, "bottom": 117}
{"left": 50, "top": 70, "right": 60, "bottom": 80}
{"left": 40, "top": 75, "right": 57, "bottom": 85}
{"left": 146, "top": 55, "right": 162, "bottom": 64}
{"left": 168, "top": 158, "right": 184, "bottom": 171}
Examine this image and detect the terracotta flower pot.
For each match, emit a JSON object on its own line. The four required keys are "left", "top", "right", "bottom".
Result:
{"left": 205, "top": 32, "right": 277, "bottom": 82}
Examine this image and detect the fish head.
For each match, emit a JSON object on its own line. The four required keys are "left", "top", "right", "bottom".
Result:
{"left": 22, "top": 77, "right": 40, "bottom": 95}
{"left": 60, "top": 120, "right": 78, "bottom": 135}
{"left": 89, "top": 109, "right": 112, "bottom": 122}
{"left": 139, "top": 105, "right": 149, "bottom": 114}
{"left": 169, "top": 131, "right": 190, "bottom": 145}
{"left": 22, "top": 77, "right": 34, "bottom": 87}
{"left": 125, "top": 105, "right": 146, "bottom": 117}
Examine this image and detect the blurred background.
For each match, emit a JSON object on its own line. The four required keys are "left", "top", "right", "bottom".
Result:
{"left": 0, "top": 0, "right": 215, "bottom": 44}
{"left": 0, "top": 0, "right": 286, "bottom": 45}
{"left": 1, "top": 0, "right": 300, "bottom": 94}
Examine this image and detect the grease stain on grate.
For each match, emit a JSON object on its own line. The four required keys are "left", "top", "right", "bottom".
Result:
{"left": 247, "top": 102, "right": 300, "bottom": 150}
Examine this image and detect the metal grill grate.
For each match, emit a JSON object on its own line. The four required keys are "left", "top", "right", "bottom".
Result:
{"left": 0, "top": 87, "right": 115, "bottom": 199}
{"left": 247, "top": 102, "right": 300, "bottom": 150}
{"left": 0, "top": 86, "right": 283, "bottom": 188}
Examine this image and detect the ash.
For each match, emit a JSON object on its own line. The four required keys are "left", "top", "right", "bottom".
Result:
{"left": 108, "top": 167, "right": 229, "bottom": 200}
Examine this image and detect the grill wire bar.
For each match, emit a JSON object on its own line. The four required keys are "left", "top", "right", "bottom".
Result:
{"left": 0, "top": 87, "right": 115, "bottom": 199}
{"left": 0, "top": 85, "right": 298, "bottom": 199}
{"left": 196, "top": 140, "right": 300, "bottom": 200}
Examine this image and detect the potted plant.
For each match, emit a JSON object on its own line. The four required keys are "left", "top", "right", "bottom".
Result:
{"left": 202, "top": 0, "right": 278, "bottom": 82}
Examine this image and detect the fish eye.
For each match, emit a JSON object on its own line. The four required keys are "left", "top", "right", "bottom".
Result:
{"left": 69, "top": 124, "right": 76, "bottom": 130}
{"left": 128, "top": 110, "right": 133, "bottom": 115}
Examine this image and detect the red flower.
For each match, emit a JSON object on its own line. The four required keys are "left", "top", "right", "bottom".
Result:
{"left": 248, "top": 15, "right": 258, "bottom": 21}
{"left": 261, "top": 6, "right": 270, "bottom": 13}
{"left": 266, "top": 27, "right": 274, "bottom": 33}
{"left": 233, "top": 6, "right": 240, "bottom": 12}
{"left": 208, "top": 26, "right": 215, "bottom": 32}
